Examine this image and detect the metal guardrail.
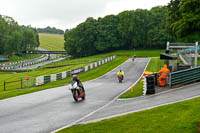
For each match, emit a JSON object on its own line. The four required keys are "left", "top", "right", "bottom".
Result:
{"left": 170, "top": 67, "right": 200, "bottom": 88}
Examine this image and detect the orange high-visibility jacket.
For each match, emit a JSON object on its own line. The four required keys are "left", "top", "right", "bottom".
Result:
{"left": 158, "top": 64, "right": 170, "bottom": 77}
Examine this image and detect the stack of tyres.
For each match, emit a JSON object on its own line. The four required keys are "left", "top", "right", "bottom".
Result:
{"left": 146, "top": 75, "right": 155, "bottom": 94}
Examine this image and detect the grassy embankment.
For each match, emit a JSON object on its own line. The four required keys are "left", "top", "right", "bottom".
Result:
{"left": 0, "top": 32, "right": 164, "bottom": 99}
{"left": 0, "top": 49, "right": 163, "bottom": 100}
{"left": 0, "top": 55, "right": 127, "bottom": 100}
{"left": 0, "top": 54, "right": 41, "bottom": 64}
{"left": 58, "top": 97, "right": 200, "bottom": 133}
{"left": 120, "top": 57, "right": 164, "bottom": 98}
{"left": 39, "top": 33, "right": 64, "bottom": 51}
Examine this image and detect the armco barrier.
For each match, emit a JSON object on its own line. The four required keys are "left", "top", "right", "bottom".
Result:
{"left": 66, "top": 71, "right": 71, "bottom": 77}
{"left": 56, "top": 73, "right": 62, "bottom": 80}
{"left": 62, "top": 71, "right": 66, "bottom": 79}
{"left": 44, "top": 75, "right": 51, "bottom": 84}
{"left": 36, "top": 76, "right": 44, "bottom": 86}
{"left": 35, "top": 56, "right": 115, "bottom": 86}
{"left": 170, "top": 66, "right": 200, "bottom": 88}
{"left": 51, "top": 74, "right": 57, "bottom": 82}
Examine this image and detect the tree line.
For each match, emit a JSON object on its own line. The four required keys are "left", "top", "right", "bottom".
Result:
{"left": 0, "top": 15, "right": 40, "bottom": 57}
{"left": 37, "top": 26, "right": 64, "bottom": 34}
{"left": 64, "top": 0, "right": 199, "bottom": 58}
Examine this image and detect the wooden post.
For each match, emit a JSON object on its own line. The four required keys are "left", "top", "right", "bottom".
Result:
{"left": 4, "top": 81, "right": 6, "bottom": 91}
{"left": 21, "top": 78, "right": 23, "bottom": 89}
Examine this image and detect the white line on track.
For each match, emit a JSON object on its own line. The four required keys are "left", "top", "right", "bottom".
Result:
{"left": 52, "top": 58, "right": 151, "bottom": 133}
{"left": 78, "top": 95, "right": 200, "bottom": 125}
{"left": 118, "top": 81, "right": 200, "bottom": 101}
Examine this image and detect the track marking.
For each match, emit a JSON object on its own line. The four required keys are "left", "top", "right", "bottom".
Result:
{"left": 78, "top": 95, "right": 200, "bottom": 125}
{"left": 52, "top": 58, "right": 150, "bottom": 133}
{"left": 118, "top": 81, "right": 200, "bottom": 101}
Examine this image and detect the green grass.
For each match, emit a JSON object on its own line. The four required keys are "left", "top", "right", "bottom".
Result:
{"left": 39, "top": 54, "right": 109, "bottom": 69}
{"left": 0, "top": 56, "right": 127, "bottom": 100}
{"left": 39, "top": 33, "right": 64, "bottom": 51}
{"left": 58, "top": 97, "right": 200, "bottom": 133}
{"left": 110, "top": 50, "right": 164, "bottom": 57}
{"left": 0, "top": 50, "right": 163, "bottom": 99}
{"left": 0, "top": 54, "right": 41, "bottom": 64}
{"left": 0, "top": 55, "right": 108, "bottom": 91}
{"left": 120, "top": 57, "right": 164, "bottom": 98}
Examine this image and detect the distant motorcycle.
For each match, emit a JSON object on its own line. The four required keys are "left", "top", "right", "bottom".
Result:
{"left": 118, "top": 74, "right": 123, "bottom": 83}
{"left": 69, "top": 80, "right": 85, "bottom": 101}
{"left": 132, "top": 54, "right": 136, "bottom": 62}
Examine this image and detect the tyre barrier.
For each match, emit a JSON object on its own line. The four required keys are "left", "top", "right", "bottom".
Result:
{"left": 36, "top": 56, "right": 116, "bottom": 86}
{"left": 143, "top": 75, "right": 155, "bottom": 95}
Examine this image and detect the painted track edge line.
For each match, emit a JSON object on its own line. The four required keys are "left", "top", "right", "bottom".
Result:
{"left": 118, "top": 79, "right": 200, "bottom": 101}
{"left": 78, "top": 95, "right": 200, "bottom": 125}
{"left": 116, "top": 57, "right": 151, "bottom": 100}
{"left": 51, "top": 58, "right": 150, "bottom": 133}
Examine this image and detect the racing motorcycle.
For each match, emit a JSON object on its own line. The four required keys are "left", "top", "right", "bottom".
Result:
{"left": 69, "top": 80, "right": 85, "bottom": 102}
{"left": 118, "top": 74, "right": 123, "bottom": 83}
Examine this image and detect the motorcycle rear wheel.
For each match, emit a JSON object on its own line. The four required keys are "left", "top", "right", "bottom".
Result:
{"left": 72, "top": 90, "right": 78, "bottom": 102}
{"left": 82, "top": 93, "right": 85, "bottom": 100}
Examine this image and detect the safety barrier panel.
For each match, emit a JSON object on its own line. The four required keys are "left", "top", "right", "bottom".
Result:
{"left": 56, "top": 73, "right": 62, "bottom": 80}
{"left": 62, "top": 71, "right": 66, "bottom": 79}
{"left": 35, "top": 56, "right": 116, "bottom": 86}
{"left": 44, "top": 75, "right": 51, "bottom": 84}
{"left": 170, "top": 66, "right": 200, "bottom": 88}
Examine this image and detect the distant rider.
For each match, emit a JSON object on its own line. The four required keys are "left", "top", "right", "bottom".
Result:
{"left": 132, "top": 54, "right": 136, "bottom": 61}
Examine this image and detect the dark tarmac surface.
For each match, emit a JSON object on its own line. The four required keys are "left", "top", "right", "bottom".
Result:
{"left": 0, "top": 58, "right": 149, "bottom": 133}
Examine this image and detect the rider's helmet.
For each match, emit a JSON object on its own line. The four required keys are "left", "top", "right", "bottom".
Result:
{"left": 72, "top": 74, "right": 78, "bottom": 80}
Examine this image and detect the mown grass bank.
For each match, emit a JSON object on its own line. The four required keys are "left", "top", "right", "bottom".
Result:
{"left": 39, "top": 33, "right": 64, "bottom": 51}
{"left": 111, "top": 50, "right": 164, "bottom": 57}
{"left": 120, "top": 57, "right": 164, "bottom": 98}
{"left": 0, "top": 50, "right": 163, "bottom": 99}
{"left": 58, "top": 97, "right": 200, "bottom": 133}
{"left": 0, "top": 54, "right": 109, "bottom": 91}
{"left": 0, "top": 54, "right": 41, "bottom": 64}
{"left": 0, "top": 56, "right": 127, "bottom": 100}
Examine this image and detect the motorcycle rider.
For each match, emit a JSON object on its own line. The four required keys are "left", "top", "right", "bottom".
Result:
{"left": 132, "top": 54, "right": 136, "bottom": 61}
{"left": 71, "top": 74, "right": 85, "bottom": 94}
{"left": 117, "top": 69, "right": 124, "bottom": 80}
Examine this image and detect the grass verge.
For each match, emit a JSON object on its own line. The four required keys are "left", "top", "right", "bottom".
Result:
{"left": 39, "top": 33, "right": 64, "bottom": 51}
{"left": 0, "top": 50, "right": 163, "bottom": 99}
{"left": 58, "top": 97, "right": 200, "bottom": 133}
{"left": 120, "top": 57, "right": 164, "bottom": 98}
{"left": 0, "top": 54, "right": 41, "bottom": 63}
{"left": 0, "top": 56, "right": 127, "bottom": 100}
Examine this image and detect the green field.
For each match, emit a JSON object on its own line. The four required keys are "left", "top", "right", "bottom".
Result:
{"left": 0, "top": 50, "right": 163, "bottom": 100}
{"left": 39, "top": 33, "right": 64, "bottom": 51}
{"left": 0, "top": 54, "right": 41, "bottom": 64}
{"left": 0, "top": 55, "right": 127, "bottom": 100}
{"left": 110, "top": 50, "right": 164, "bottom": 57}
{"left": 0, "top": 54, "right": 109, "bottom": 91}
{"left": 58, "top": 97, "right": 200, "bottom": 133}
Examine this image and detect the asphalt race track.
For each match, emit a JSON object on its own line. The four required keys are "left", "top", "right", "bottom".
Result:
{"left": 0, "top": 58, "right": 149, "bottom": 133}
